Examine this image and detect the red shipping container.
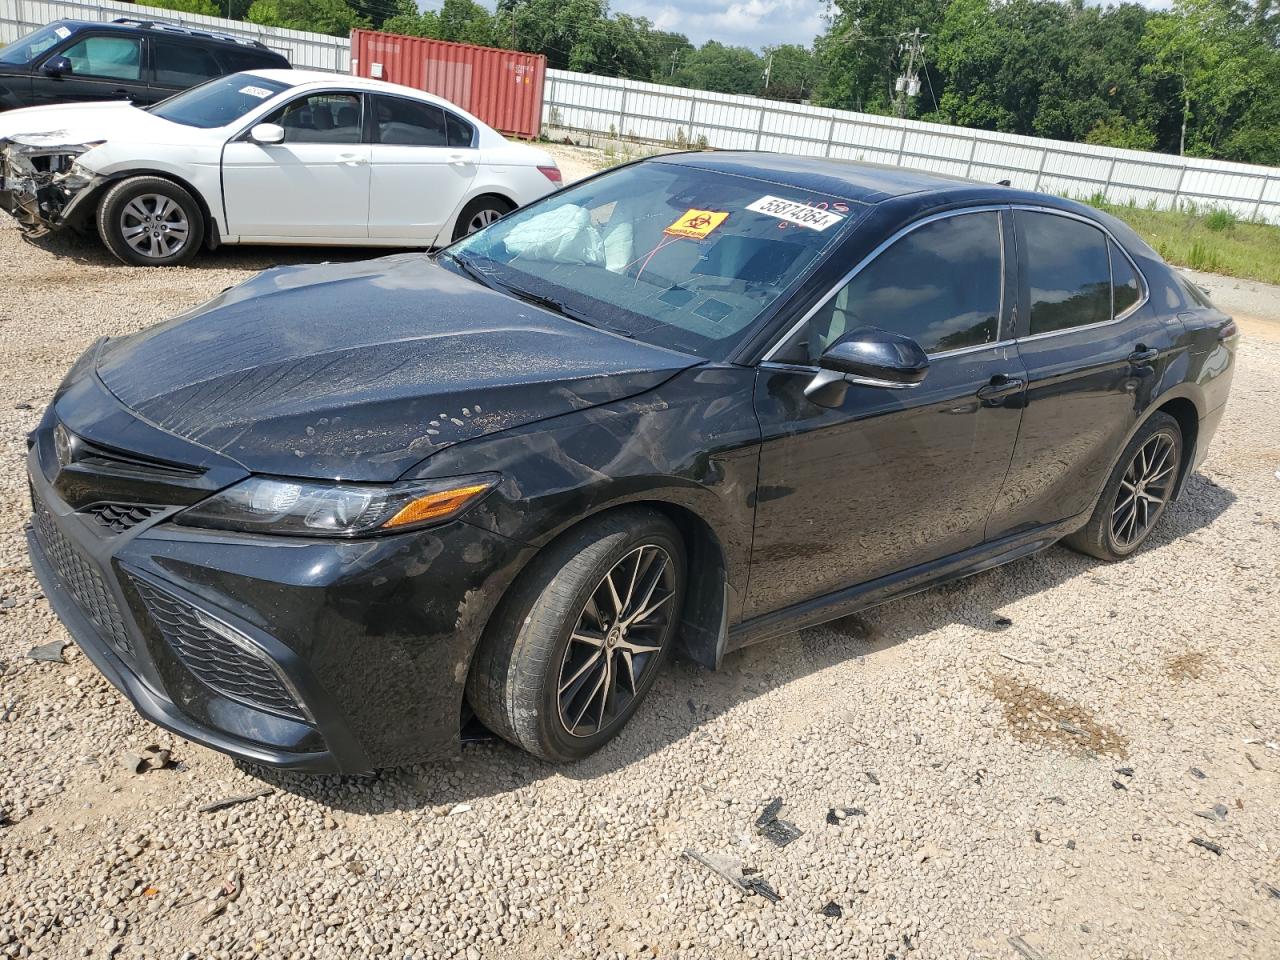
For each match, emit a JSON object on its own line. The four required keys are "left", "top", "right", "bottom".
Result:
{"left": 350, "top": 29, "right": 546, "bottom": 140}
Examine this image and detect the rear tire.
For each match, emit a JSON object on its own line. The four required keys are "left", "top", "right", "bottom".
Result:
{"left": 451, "top": 196, "right": 513, "bottom": 241}
{"left": 1064, "top": 412, "right": 1183, "bottom": 561}
{"left": 467, "top": 508, "right": 685, "bottom": 762}
{"left": 97, "top": 176, "right": 204, "bottom": 267}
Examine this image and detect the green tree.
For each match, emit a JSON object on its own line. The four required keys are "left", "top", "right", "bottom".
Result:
{"left": 245, "top": 0, "right": 367, "bottom": 36}
{"left": 1084, "top": 115, "right": 1158, "bottom": 151}
{"left": 673, "top": 41, "right": 764, "bottom": 95}
{"left": 146, "top": 0, "right": 222, "bottom": 16}
{"left": 383, "top": 0, "right": 496, "bottom": 44}
{"left": 761, "top": 44, "right": 814, "bottom": 101}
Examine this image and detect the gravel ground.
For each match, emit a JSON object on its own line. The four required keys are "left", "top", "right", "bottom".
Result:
{"left": 1, "top": 150, "right": 1279, "bottom": 960}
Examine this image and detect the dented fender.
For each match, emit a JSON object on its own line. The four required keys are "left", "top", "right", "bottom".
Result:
{"left": 0, "top": 133, "right": 105, "bottom": 232}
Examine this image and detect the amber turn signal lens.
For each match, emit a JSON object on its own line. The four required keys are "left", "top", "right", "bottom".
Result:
{"left": 382, "top": 482, "right": 493, "bottom": 529}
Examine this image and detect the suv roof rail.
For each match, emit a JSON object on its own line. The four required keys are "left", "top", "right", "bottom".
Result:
{"left": 109, "top": 17, "right": 271, "bottom": 50}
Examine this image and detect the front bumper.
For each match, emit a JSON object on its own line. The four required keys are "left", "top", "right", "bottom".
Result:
{"left": 0, "top": 138, "right": 100, "bottom": 232}
{"left": 26, "top": 381, "right": 533, "bottom": 773}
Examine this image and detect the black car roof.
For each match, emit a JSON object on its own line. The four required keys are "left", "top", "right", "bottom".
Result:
{"left": 52, "top": 18, "right": 280, "bottom": 52}
{"left": 658, "top": 150, "right": 1067, "bottom": 208}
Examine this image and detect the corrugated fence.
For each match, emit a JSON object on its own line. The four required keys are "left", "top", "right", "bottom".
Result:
{"left": 4, "top": 0, "right": 1280, "bottom": 223}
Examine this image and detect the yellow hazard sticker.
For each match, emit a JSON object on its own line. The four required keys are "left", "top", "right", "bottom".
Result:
{"left": 664, "top": 209, "right": 729, "bottom": 240}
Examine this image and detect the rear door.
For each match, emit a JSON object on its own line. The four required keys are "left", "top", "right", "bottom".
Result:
{"left": 745, "top": 208, "right": 1026, "bottom": 618}
{"left": 33, "top": 32, "right": 146, "bottom": 105}
{"left": 221, "top": 90, "right": 371, "bottom": 239}
{"left": 366, "top": 93, "right": 479, "bottom": 243}
{"left": 147, "top": 37, "right": 225, "bottom": 104}
{"left": 986, "top": 208, "right": 1175, "bottom": 536}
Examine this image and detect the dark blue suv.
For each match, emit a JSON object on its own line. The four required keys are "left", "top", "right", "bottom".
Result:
{"left": 0, "top": 17, "right": 289, "bottom": 111}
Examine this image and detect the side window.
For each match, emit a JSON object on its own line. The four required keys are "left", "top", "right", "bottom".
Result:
{"left": 1021, "top": 212, "right": 1111, "bottom": 335}
{"left": 775, "top": 211, "right": 1003, "bottom": 364}
{"left": 1110, "top": 241, "right": 1142, "bottom": 317}
{"left": 59, "top": 35, "right": 142, "bottom": 81}
{"left": 373, "top": 95, "right": 448, "bottom": 146}
{"left": 218, "top": 48, "right": 283, "bottom": 73}
{"left": 267, "top": 92, "right": 363, "bottom": 144}
{"left": 153, "top": 39, "right": 222, "bottom": 87}
{"left": 445, "top": 111, "right": 475, "bottom": 148}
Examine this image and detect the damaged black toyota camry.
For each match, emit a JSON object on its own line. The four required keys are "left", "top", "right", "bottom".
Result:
{"left": 27, "top": 153, "right": 1237, "bottom": 772}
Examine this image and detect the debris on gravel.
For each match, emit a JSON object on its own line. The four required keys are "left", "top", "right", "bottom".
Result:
{"left": 196, "top": 788, "right": 274, "bottom": 814}
{"left": 25, "top": 639, "right": 65, "bottom": 662}
{"left": 1, "top": 160, "right": 1278, "bottom": 958}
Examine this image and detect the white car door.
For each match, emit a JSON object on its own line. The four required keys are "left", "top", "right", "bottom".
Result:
{"left": 367, "top": 93, "right": 478, "bottom": 243}
{"left": 222, "top": 91, "right": 370, "bottom": 240}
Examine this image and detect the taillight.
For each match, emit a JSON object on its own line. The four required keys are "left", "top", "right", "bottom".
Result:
{"left": 537, "top": 165, "right": 562, "bottom": 184}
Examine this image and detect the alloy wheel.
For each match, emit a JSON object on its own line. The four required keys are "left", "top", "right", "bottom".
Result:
{"left": 556, "top": 544, "right": 677, "bottom": 738}
{"left": 467, "top": 208, "right": 503, "bottom": 234}
{"left": 120, "top": 194, "right": 190, "bottom": 260}
{"left": 1111, "top": 431, "right": 1177, "bottom": 549}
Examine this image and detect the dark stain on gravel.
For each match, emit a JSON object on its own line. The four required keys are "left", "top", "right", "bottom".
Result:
{"left": 1166, "top": 650, "right": 1210, "bottom": 681}
{"left": 990, "top": 674, "right": 1129, "bottom": 758}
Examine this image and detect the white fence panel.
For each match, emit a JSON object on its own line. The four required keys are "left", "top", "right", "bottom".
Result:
{"left": 4, "top": 0, "right": 1280, "bottom": 223}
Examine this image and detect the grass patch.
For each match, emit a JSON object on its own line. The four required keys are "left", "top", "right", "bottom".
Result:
{"left": 1087, "top": 200, "right": 1280, "bottom": 286}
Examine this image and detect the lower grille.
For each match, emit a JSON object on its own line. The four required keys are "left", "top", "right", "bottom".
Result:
{"left": 32, "top": 497, "right": 134, "bottom": 659}
{"left": 131, "top": 578, "right": 307, "bottom": 723}
{"left": 84, "top": 502, "right": 165, "bottom": 535}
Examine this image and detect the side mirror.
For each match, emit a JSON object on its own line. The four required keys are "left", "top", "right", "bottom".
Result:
{"left": 43, "top": 55, "right": 72, "bottom": 78}
{"left": 248, "top": 122, "right": 285, "bottom": 145}
{"left": 804, "top": 327, "right": 930, "bottom": 407}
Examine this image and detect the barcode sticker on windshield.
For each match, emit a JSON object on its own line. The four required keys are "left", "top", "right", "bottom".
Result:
{"left": 54, "top": 25, "right": 71, "bottom": 38}
{"left": 238, "top": 85, "right": 275, "bottom": 99}
{"left": 746, "top": 195, "right": 845, "bottom": 231}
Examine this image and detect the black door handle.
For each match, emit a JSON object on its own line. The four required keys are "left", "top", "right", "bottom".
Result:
{"left": 976, "top": 373, "right": 1025, "bottom": 405}
{"left": 1127, "top": 345, "right": 1159, "bottom": 366}
{"left": 113, "top": 88, "right": 133, "bottom": 100}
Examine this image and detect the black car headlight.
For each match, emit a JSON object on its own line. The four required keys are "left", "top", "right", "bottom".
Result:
{"left": 176, "top": 474, "right": 499, "bottom": 538}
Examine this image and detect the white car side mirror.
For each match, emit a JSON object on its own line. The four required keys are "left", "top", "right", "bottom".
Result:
{"left": 249, "top": 123, "right": 285, "bottom": 145}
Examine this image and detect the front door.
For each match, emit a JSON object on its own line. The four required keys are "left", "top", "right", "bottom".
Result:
{"left": 34, "top": 33, "right": 146, "bottom": 106}
{"left": 366, "top": 93, "right": 479, "bottom": 244}
{"left": 221, "top": 91, "right": 370, "bottom": 240}
{"left": 745, "top": 208, "right": 1026, "bottom": 618}
{"left": 985, "top": 209, "right": 1180, "bottom": 537}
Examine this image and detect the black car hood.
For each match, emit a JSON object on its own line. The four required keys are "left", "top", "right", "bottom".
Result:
{"left": 95, "top": 255, "right": 699, "bottom": 481}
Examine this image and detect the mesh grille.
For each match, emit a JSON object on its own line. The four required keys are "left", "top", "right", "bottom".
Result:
{"left": 84, "top": 502, "right": 165, "bottom": 535}
{"left": 131, "top": 578, "right": 306, "bottom": 722}
{"left": 32, "top": 497, "right": 134, "bottom": 659}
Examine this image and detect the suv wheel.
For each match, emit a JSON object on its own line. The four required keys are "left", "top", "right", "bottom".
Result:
{"left": 468, "top": 508, "right": 685, "bottom": 762}
{"left": 97, "top": 176, "right": 204, "bottom": 267}
{"left": 1064, "top": 412, "right": 1183, "bottom": 561}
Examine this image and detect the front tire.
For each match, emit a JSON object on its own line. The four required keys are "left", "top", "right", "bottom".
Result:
{"left": 1064, "top": 412, "right": 1183, "bottom": 561}
{"left": 468, "top": 509, "right": 685, "bottom": 762}
{"left": 97, "top": 176, "right": 204, "bottom": 267}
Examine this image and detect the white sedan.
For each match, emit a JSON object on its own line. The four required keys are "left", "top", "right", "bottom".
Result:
{"left": 0, "top": 69, "right": 561, "bottom": 265}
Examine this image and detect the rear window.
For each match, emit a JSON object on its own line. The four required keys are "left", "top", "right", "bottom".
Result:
{"left": 153, "top": 39, "right": 223, "bottom": 87}
{"left": 372, "top": 94, "right": 447, "bottom": 146}
{"left": 1020, "top": 211, "right": 1112, "bottom": 335}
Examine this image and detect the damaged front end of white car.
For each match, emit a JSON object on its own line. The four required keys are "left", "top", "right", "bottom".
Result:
{"left": 0, "top": 132, "right": 104, "bottom": 235}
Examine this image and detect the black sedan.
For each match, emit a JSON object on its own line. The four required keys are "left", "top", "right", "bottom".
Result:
{"left": 26, "top": 153, "right": 1237, "bottom": 771}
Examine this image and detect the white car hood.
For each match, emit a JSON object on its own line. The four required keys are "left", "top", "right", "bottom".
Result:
{"left": 0, "top": 100, "right": 206, "bottom": 147}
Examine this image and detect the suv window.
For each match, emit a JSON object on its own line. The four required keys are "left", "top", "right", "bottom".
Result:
{"left": 1020, "top": 211, "right": 1112, "bottom": 335}
{"left": 60, "top": 35, "right": 142, "bottom": 81}
{"left": 0, "top": 24, "right": 67, "bottom": 65}
{"left": 268, "top": 92, "right": 363, "bottom": 144}
{"left": 217, "top": 47, "right": 285, "bottom": 73}
{"left": 153, "top": 39, "right": 222, "bottom": 87}
{"left": 1110, "top": 240, "right": 1142, "bottom": 317}
{"left": 775, "top": 210, "right": 1003, "bottom": 364}
{"left": 373, "top": 95, "right": 447, "bottom": 146}
{"left": 446, "top": 111, "right": 475, "bottom": 148}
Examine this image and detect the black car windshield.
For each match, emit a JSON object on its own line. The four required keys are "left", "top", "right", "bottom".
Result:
{"left": 0, "top": 23, "right": 68, "bottom": 65}
{"left": 448, "top": 161, "right": 860, "bottom": 360}
{"left": 148, "top": 73, "right": 294, "bottom": 128}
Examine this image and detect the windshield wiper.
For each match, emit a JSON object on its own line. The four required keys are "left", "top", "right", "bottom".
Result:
{"left": 437, "top": 250, "right": 501, "bottom": 292}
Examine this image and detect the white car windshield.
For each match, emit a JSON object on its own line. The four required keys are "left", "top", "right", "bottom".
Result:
{"left": 0, "top": 23, "right": 67, "bottom": 65}
{"left": 449, "top": 161, "right": 859, "bottom": 360}
{"left": 148, "top": 73, "right": 294, "bottom": 129}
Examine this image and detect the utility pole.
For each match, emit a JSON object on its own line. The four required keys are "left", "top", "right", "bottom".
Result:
{"left": 762, "top": 52, "right": 774, "bottom": 92}
{"left": 670, "top": 50, "right": 681, "bottom": 77}
{"left": 893, "top": 27, "right": 925, "bottom": 119}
